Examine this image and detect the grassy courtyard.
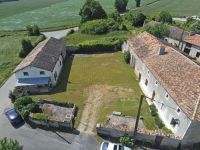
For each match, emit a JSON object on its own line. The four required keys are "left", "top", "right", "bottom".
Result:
{"left": 33, "top": 52, "right": 156, "bottom": 130}
{"left": 0, "top": 32, "right": 41, "bottom": 85}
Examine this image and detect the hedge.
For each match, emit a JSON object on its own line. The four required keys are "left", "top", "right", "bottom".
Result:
{"left": 29, "top": 113, "right": 48, "bottom": 120}
{"left": 74, "top": 37, "right": 126, "bottom": 53}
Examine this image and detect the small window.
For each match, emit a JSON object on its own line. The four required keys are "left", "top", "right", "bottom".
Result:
{"left": 54, "top": 71, "right": 57, "bottom": 81}
{"left": 40, "top": 71, "right": 45, "bottom": 75}
{"left": 196, "top": 52, "right": 200, "bottom": 58}
{"left": 170, "top": 118, "right": 180, "bottom": 127}
{"left": 60, "top": 61, "right": 62, "bottom": 65}
{"left": 114, "top": 145, "right": 118, "bottom": 150}
{"left": 177, "top": 108, "right": 181, "bottom": 113}
{"left": 145, "top": 79, "right": 148, "bottom": 86}
{"left": 155, "top": 81, "right": 159, "bottom": 86}
{"left": 165, "top": 93, "right": 169, "bottom": 99}
{"left": 23, "top": 72, "right": 29, "bottom": 76}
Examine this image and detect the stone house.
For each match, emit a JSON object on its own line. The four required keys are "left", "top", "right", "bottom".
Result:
{"left": 122, "top": 32, "right": 200, "bottom": 146}
{"left": 13, "top": 37, "right": 66, "bottom": 93}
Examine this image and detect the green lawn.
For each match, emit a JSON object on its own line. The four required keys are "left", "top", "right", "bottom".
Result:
{"left": 138, "top": 0, "right": 200, "bottom": 17}
{"left": 0, "top": 32, "right": 43, "bottom": 85}
{"left": 0, "top": 0, "right": 155, "bottom": 31}
{"left": 33, "top": 52, "right": 156, "bottom": 130}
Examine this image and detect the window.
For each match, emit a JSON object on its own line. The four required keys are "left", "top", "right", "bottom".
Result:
{"left": 145, "top": 79, "right": 148, "bottom": 86}
{"left": 138, "top": 73, "right": 141, "bottom": 81}
{"left": 23, "top": 72, "right": 29, "bottom": 76}
{"left": 184, "top": 48, "right": 191, "bottom": 55}
{"left": 196, "top": 52, "right": 200, "bottom": 58}
{"left": 54, "top": 71, "right": 57, "bottom": 81}
{"left": 114, "top": 145, "right": 117, "bottom": 150}
{"left": 60, "top": 61, "right": 62, "bottom": 66}
{"left": 152, "top": 91, "right": 155, "bottom": 100}
{"left": 177, "top": 108, "right": 181, "bottom": 114}
{"left": 40, "top": 71, "right": 45, "bottom": 75}
{"left": 185, "top": 43, "right": 192, "bottom": 48}
{"left": 170, "top": 118, "right": 180, "bottom": 127}
{"left": 155, "top": 81, "right": 159, "bottom": 86}
{"left": 165, "top": 93, "right": 169, "bottom": 99}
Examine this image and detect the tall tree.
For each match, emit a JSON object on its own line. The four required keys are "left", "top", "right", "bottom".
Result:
{"left": 0, "top": 138, "right": 23, "bottom": 150}
{"left": 114, "top": 0, "right": 128, "bottom": 13}
{"left": 135, "top": 0, "right": 141, "bottom": 7}
{"left": 191, "top": 21, "right": 200, "bottom": 34}
{"left": 127, "top": 11, "right": 146, "bottom": 27}
{"left": 19, "top": 39, "right": 33, "bottom": 58}
{"left": 26, "top": 24, "right": 40, "bottom": 36}
{"left": 157, "top": 11, "right": 172, "bottom": 24}
{"left": 79, "top": 0, "right": 107, "bottom": 23}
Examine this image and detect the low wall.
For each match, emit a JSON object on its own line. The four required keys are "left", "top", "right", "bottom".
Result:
{"left": 97, "top": 126, "right": 181, "bottom": 150}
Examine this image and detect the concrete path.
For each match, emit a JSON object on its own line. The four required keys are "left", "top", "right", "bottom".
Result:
{"left": 42, "top": 27, "right": 78, "bottom": 39}
{"left": 0, "top": 75, "right": 99, "bottom": 150}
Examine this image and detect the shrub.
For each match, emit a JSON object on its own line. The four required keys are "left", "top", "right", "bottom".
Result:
{"left": 120, "top": 136, "right": 135, "bottom": 148}
{"left": 9, "top": 90, "right": 16, "bottom": 103}
{"left": 155, "top": 117, "right": 165, "bottom": 129}
{"left": 149, "top": 104, "right": 158, "bottom": 117}
{"left": 0, "top": 138, "right": 23, "bottom": 150}
{"left": 157, "top": 11, "right": 172, "bottom": 24}
{"left": 14, "top": 96, "right": 36, "bottom": 119}
{"left": 124, "top": 51, "right": 130, "bottom": 64}
{"left": 19, "top": 39, "right": 33, "bottom": 58}
{"left": 26, "top": 24, "right": 40, "bottom": 36}
{"left": 115, "top": 0, "right": 128, "bottom": 13}
{"left": 126, "top": 11, "right": 146, "bottom": 27}
{"left": 80, "top": 19, "right": 120, "bottom": 35}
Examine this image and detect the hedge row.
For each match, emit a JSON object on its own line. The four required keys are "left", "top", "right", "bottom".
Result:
{"left": 74, "top": 37, "right": 126, "bottom": 53}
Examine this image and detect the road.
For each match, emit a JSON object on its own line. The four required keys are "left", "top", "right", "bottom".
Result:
{"left": 42, "top": 27, "right": 79, "bottom": 39}
{"left": 0, "top": 75, "right": 99, "bottom": 150}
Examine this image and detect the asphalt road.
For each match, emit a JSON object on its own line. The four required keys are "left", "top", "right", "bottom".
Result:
{"left": 0, "top": 75, "right": 99, "bottom": 150}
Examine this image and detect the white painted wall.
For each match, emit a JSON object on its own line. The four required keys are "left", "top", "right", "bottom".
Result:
{"left": 15, "top": 55, "right": 64, "bottom": 87}
{"left": 123, "top": 41, "right": 192, "bottom": 139}
{"left": 164, "top": 37, "right": 180, "bottom": 47}
{"left": 180, "top": 42, "right": 200, "bottom": 58}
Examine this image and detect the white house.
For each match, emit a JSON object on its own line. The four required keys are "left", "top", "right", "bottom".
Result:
{"left": 122, "top": 32, "right": 200, "bottom": 146}
{"left": 13, "top": 37, "right": 66, "bottom": 93}
{"left": 180, "top": 34, "right": 200, "bottom": 60}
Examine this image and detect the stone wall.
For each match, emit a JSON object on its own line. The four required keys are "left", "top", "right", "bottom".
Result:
{"left": 96, "top": 126, "right": 181, "bottom": 150}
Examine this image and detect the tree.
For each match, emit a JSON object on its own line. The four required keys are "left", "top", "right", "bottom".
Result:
{"left": 120, "top": 136, "right": 135, "bottom": 148}
{"left": 157, "top": 11, "right": 172, "bottom": 24}
{"left": 79, "top": 0, "right": 107, "bottom": 23}
{"left": 135, "top": 0, "right": 141, "bottom": 7}
{"left": 0, "top": 137, "right": 23, "bottom": 150}
{"left": 19, "top": 39, "right": 33, "bottom": 58}
{"left": 191, "top": 21, "right": 200, "bottom": 34}
{"left": 127, "top": 11, "right": 146, "bottom": 27}
{"left": 114, "top": 0, "right": 128, "bottom": 13}
{"left": 144, "top": 24, "right": 170, "bottom": 39}
{"left": 26, "top": 25, "right": 40, "bottom": 36}
{"left": 110, "top": 10, "right": 121, "bottom": 22}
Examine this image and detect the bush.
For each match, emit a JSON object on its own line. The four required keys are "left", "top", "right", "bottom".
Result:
{"left": 0, "top": 138, "right": 23, "bottom": 150}
{"left": 120, "top": 136, "right": 135, "bottom": 148}
{"left": 115, "top": 0, "right": 128, "bottom": 13}
{"left": 155, "top": 117, "right": 165, "bottom": 129}
{"left": 124, "top": 51, "right": 130, "bottom": 64}
{"left": 80, "top": 19, "right": 120, "bottom": 35}
{"left": 9, "top": 90, "right": 16, "bottom": 103}
{"left": 149, "top": 104, "right": 158, "bottom": 117}
{"left": 14, "top": 96, "right": 36, "bottom": 119}
{"left": 19, "top": 39, "right": 33, "bottom": 58}
{"left": 126, "top": 11, "right": 146, "bottom": 27}
{"left": 157, "top": 11, "right": 172, "bottom": 24}
{"left": 26, "top": 24, "right": 40, "bottom": 36}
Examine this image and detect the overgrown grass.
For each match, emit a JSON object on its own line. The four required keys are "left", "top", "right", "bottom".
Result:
{"left": 33, "top": 52, "right": 156, "bottom": 130}
{"left": 0, "top": 32, "right": 44, "bottom": 85}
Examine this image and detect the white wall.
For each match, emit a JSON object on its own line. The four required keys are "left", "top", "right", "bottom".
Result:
{"left": 181, "top": 42, "right": 200, "bottom": 58}
{"left": 124, "top": 41, "right": 192, "bottom": 139}
{"left": 15, "top": 55, "right": 64, "bottom": 87}
{"left": 164, "top": 37, "right": 180, "bottom": 47}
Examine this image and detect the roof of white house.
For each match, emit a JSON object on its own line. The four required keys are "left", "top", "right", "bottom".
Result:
{"left": 183, "top": 34, "right": 200, "bottom": 47}
{"left": 14, "top": 37, "right": 66, "bottom": 73}
{"left": 128, "top": 32, "right": 200, "bottom": 121}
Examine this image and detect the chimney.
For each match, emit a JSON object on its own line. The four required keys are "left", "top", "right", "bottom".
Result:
{"left": 158, "top": 46, "right": 165, "bottom": 55}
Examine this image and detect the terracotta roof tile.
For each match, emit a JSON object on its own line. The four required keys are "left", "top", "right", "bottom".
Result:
{"left": 183, "top": 34, "right": 200, "bottom": 47}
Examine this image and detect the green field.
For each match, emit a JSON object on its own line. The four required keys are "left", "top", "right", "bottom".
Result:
{"left": 0, "top": 0, "right": 155, "bottom": 31}
{"left": 138, "top": 0, "right": 200, "bottom": 17}
{"left": 0, "top": 32, "right": 42, "bottom": 85}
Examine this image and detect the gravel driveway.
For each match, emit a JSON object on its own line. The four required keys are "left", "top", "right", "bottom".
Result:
{"left": 42, "top": 27, "right": 78, "bottom": 39}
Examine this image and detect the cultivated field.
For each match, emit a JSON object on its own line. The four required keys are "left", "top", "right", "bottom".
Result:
{"left": 138, "top": 0, "right": 200, "bottom": 17}
{"left": 0, "top": 32, "right": 42, "bottom": 85}
{"left": 33, "top": 52, "right": 156, "bottom": 131}
{"left": 0, "top": 0, "right": 155, "bottom": 31}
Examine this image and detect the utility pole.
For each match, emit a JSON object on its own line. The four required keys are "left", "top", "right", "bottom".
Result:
{"left": 134, "top": 95, "right": 145, "bottom": 136}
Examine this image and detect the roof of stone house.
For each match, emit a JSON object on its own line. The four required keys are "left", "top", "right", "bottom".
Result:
{"left": 14, "top": 37, "right": 65, "bottom": 73}
{"left": 183, "top": 34, "right": 200, "bottom": 47}
{"left": 128, "top": 31, "right": 200, "bottom": 121}
{"left": 146, "top": 21, "right": 190, "bottom": 40}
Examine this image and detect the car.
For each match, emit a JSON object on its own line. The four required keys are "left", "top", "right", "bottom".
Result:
{"left": 100, "top": 141, "right": 132, "bottom": 150}
{"left": 4, "top": 107, "right": 22, "bottom": 125}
